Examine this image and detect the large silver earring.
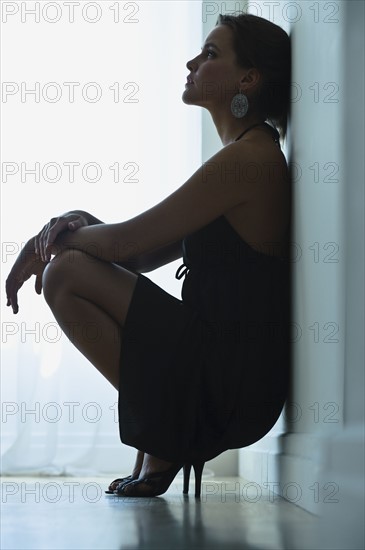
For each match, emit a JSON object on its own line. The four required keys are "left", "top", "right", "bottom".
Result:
{"left": 231, "top": 91, "right": 249, "bottom": 118}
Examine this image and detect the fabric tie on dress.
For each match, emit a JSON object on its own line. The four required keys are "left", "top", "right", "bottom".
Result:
{"left": 175, "top": 263, "right": 190, "bottom": 280}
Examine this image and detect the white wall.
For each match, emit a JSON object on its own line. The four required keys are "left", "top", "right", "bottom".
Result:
{"left": 1, "top": 0, "right": 203, "bottom": 477}
{"left": 275, "top": 0, "right": 346, "bottom": 514}
{"left": 237, "top": 4, "right": 364, "bottom": 544}
{"left": 315, "top": 2, "right": 364, "bottom": 548}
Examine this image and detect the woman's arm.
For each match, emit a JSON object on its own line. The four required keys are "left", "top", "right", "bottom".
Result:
{"left": 5, "top": 213, "right": 180, "bottom": 313}
{"left": 62, "top": 210, "right": 145, "bottom": 272}
{"left": 51, "top": 140, "right": 268, "bottom": 266}
{"left": 136, "top": 240, "right": 183, "bottom": 273}
{"left": 53, "top": 211, "right": 183, "bottom": 273}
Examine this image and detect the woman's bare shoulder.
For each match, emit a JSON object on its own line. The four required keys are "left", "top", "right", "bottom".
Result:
{"left": 117, "top": 141, "right": 271, "bottom": 259}
{"left": 224, "top": 137, "right": 290, "bottom": 255}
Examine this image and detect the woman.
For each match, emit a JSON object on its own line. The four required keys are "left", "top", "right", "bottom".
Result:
{"left": 5, "top": 13, "right": 292, "bottom": 498}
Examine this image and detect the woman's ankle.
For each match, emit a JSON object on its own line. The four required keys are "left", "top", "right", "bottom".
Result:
{"left": 138, "top": 453, "right": 173, "bottom": 477}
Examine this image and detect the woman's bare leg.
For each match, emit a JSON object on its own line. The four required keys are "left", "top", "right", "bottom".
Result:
{"left": 42, "top": 249, "right": 172, "bottom": 483}
{"left": 43, "top": 249, "right": 143, "bottom": 479}
{"left": 42, "top": 248, "right": 138, "bottom": 389}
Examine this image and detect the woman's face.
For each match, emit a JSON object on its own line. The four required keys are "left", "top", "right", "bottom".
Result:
{"left": 182, "top": 24, "right": 251, "bottom": 110}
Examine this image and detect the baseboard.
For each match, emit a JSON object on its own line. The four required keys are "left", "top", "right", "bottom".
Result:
{"left": 240, "top": 425, "right": 365, "bottom": 530}
{"left": 239, "top": 431, "right": 322, "bottom": 514}
{"left": 315, "top": 425, "right": 365, "bottom": 549}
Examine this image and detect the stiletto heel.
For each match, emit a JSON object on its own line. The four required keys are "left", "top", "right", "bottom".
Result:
{"left": 182, "top": 460, "right": 205, "bottom": 497}
{"left": 192, "top": 460, "right": 205, "bottom": 498}
{"left": 183, "top": 464, "right": 192, "bottom": 494}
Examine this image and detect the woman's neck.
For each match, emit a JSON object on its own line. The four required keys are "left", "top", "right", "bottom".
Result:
{"left": 209, "top": 108, "right": 266, "bottom": 146}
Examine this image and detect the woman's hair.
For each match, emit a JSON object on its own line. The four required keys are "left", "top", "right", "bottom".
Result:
{"left": 217, "top": 13, "right": 291, "bottom": 144}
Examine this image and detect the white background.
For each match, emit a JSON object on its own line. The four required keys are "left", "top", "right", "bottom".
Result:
{"left": 1, "top": 0, "right": 203, "bottom": 475}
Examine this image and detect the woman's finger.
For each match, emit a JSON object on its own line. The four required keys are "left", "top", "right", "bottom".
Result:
{"left": 39, "top": 223, "right": 50, "bottom": 262}
{"left": 36, "top": 223, "right": 48, "bottom": 259}
{"left": 45, "top": 218, "right": 70, "bottom": 256}
{"left": 35, "top": 225, "right": 48, "bottom": 257}
{"left": 12, "top": 299, "right": 19, "bottom": 314}
{"left": 41, "top": 219, "right": 59, "bottom": 261}
{"left": 7, "top": 286, "right": 19, "bottom": 314}
{"left": 35, "top": 273, "right": 43, "bottom": 295}
{"left": 38, "top": 215, "right": 84, "bottom": 261}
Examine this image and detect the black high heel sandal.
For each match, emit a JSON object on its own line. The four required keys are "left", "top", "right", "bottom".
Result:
{"left": 105, "top": 450, "right": 144, "bottom": 494}
{"left": 113, "top": 459, "right": 205, "bottom": 498}
{"left": 104, "top": 474, "right": 137, "bottom": 494}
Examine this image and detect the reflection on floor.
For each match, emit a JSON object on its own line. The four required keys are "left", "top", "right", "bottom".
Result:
{"left": 1, "top": 475, "right": 319, "bottom": 550}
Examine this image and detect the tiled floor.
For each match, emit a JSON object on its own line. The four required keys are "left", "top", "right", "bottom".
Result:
{"left": 1, "top": 476, "right": 320, "bottom": 550}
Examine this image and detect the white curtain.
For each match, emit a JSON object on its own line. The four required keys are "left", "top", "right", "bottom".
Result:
{"left": 1, "top": 1, "right": 202, "bottom": 475}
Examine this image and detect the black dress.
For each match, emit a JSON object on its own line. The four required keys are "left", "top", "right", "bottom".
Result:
{"left": 118, "top": 214, "right": 291, "bottom": 463}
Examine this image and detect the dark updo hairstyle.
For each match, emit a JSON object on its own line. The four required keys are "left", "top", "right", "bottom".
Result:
{"left": 217, "top": 13, "right": 291, "bottom": 144}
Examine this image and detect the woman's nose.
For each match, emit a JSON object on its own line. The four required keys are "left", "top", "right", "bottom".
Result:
{"left": 186, "top": 55, "right": 199, "bottom": 72}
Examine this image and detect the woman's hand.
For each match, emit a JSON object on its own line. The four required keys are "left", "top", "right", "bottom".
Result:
{"left": 34, "top": 213, "right": 88, "bottom": 263}
{"left": 5, "top": 212, "right": 99, "bottom": 313}
{"left": 5, "top": 236, "right": 49, "bottom": 314}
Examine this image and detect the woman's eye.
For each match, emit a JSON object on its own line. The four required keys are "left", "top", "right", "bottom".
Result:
{"left": 207, "top": 50, "right": 215, "bottom": 58}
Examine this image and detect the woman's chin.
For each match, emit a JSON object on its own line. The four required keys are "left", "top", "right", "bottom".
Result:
{"left": 181, "top": 90, "right": 199, "bottom": 105}
{"left": 181, "top": 95, "right": 192, "bottom": 105}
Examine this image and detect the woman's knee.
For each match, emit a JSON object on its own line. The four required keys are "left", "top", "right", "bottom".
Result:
{"left": 42, "top": 248, "right": 84, "bottom": 303}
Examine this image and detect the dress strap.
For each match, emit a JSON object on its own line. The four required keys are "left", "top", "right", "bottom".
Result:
{"left": 235, "top": 122, "right": 281, "bottom": 148}
{"left": 175, "top": 263, "right": 190, "bottom": 280}
{"left": 235, "top": 122, "right": 266, "bottom": 142}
